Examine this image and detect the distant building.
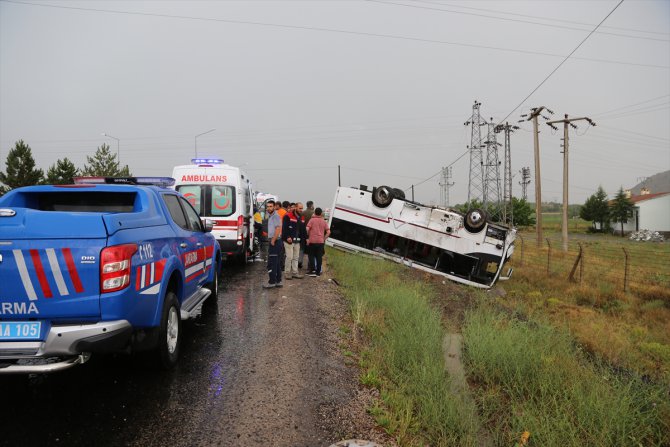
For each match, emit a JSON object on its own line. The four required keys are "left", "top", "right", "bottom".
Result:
{"left": 617, "top": 192, "right": 670, "bottom": 235}
{"left": 596, "top": 170, "right": 670, "bottom": 235}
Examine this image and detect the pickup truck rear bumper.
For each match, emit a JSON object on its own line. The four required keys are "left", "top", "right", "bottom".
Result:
{"left": 0, "top": 320, "right": 131, "bottom": 374}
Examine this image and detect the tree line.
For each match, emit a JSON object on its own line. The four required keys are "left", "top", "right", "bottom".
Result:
{"left": 579, "top": 185, "right": 636, "bottom": 236}
{"left": 0, "top": 140, "right": 131, "bottom": 195}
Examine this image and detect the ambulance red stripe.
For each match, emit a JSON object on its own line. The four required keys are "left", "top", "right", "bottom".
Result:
{"left": 30, "top": 249, "right": 53, "bottom": 298}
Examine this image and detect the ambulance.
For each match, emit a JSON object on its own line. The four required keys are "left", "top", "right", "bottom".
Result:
{"left": 172, "top": 158, "right": 255, "bottom": 264}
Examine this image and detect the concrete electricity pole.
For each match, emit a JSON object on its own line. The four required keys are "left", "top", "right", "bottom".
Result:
{"left": 546, "top": 114, "right": 596, "bottom": 252}
{"left": 521, "top": 107, "right": 553, "bottom": 247}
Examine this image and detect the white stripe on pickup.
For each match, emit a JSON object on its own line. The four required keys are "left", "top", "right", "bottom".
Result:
{"left": 13, "top": 250, "right": 37, "bottom": 301}
{"left": 46, "top": 248, "right": 69, "bottom": 296}
{"left": 140, "top": 283, "right": 161, "bottom": 295}
{"left": 141, "top": 265, "right": 146, "bottom": 289}
{"left": 185, "top": 262, "right": 205, "bottom": 277}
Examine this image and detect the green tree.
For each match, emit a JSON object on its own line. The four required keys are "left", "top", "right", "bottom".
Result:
{"left": 580, "top": 186, "right": 609, "bottom": 231}
{"left": 45, "top": 157, "right": 80, "bottom": 185}
{"left": 81, "top": 143, "right": 131, "bottom": 177}
{"left": 610, "top": 187, "right": 635, "bottom": 237}
{"left": 0, "top": 140, "right": 44, "bottom": 195}
{"left": 511, "top": 197, "right": 536, "bottom": 226}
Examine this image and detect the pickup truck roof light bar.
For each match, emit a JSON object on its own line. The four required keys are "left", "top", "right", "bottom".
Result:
{"left": 73, "top": 177, "right": 176, "bottom": 188}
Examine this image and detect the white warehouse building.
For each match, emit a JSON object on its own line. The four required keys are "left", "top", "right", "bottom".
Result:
{"left": 619, "top": 192, "right": 670, "bottom": 235}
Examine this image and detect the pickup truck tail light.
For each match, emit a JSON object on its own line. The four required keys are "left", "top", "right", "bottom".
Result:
{"left": 100, "top": 244, "right": 137, "bottom": 293}
{"left": 237, "top": 215, "right": 244, "bottom": 240}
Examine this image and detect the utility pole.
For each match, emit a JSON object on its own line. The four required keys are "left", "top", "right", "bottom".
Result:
{"left": 495, "top": 122, "right": 519, "bottom": 224}
{"left": 439, "top": 166, "right": 455, "bottom": 207}
{"left": 519, "top": 167, "right": 531, "bottom": 201}
{"left": 546, "top": 114, "right": 596, "bottom": 252}
{"left": 521, "top": 107, "right": 553, "bottom": 247}
{"left": 465, "top": 100, "right": 486, "bottom": 208}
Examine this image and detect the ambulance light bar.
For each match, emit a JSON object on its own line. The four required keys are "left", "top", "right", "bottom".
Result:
{"left": 192, "top": 158, "right": 223, "bottom": 165}
{"left": 74, "top": 177, "right": 176, "bottom": 187}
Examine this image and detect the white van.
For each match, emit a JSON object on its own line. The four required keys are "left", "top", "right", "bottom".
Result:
{"left": 326, "top": 185, "right": 516, "bottom": 289}
{"left": 172, "top": 158, "right": 255, "bottom": 264}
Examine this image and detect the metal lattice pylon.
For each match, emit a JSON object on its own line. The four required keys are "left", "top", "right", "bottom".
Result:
{"left": 495, "top": 122, "right": 519, "bottom": 224}
{"left": 465, "top": 101, "right": 485, "bottom": 207}
{"left": 439, "top": 166, "right": 454, "bottom": 207}
{"left": 483, "top": 119, "right": 502, "bottom": 220}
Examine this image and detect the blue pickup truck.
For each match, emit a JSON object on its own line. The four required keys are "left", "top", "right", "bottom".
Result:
{"left": 0, "top": 177, "right": 221, "bottom": 373}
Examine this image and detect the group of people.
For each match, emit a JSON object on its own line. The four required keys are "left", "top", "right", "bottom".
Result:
{"left": 263, "top": 200, "right": 330, "bottom": 289}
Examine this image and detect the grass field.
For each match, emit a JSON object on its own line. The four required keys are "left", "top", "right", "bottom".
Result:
{"left": 507, "top": 230, "right": 670, "bottom": 387}
{"left": 328, "top": 249, "right": 669, "bottom": 446}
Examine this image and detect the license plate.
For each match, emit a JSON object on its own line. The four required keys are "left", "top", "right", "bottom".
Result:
{"left": 0, "top": 322, "right": 42, "bottom": 340}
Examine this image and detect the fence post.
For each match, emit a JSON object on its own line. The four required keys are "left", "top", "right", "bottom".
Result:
{"left": 622, "top": 247, "right": 629, "bottom": 292}
{"left": 568, "top": 242, "right": 583, "bottom": 283}
{"left": 579, "top": 242, "right": 584, "bottom": 283}
{"left": 546, "top": 238, "right": 552, "bottom": 275}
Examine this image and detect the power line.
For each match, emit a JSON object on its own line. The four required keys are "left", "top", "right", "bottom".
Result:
{"left": 404, "top": 148, "right": 470, "bottom": 191}
{"left": 591, "top": 94, "right": 670, "bottom": 117}
{"left": 418, "top": 0, "right": 670, "bottom": 36}
{"left": 406, "top": 0, "right": 627, "bottom": 203}
{"left": 369, "top": 0, "right": 670, "bottom": 42}
{"left": 594, "top": 104, "right": 670, "bottom": 120}
{"left": 2, "top": 0, "right": 667, "bottom": 69}
{"left": 498, "top": 0, "right": 626, "bottom": 125}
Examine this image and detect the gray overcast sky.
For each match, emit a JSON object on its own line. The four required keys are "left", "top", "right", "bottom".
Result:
{"left": 1, "top": 0, "right": 669, "bottom": 209}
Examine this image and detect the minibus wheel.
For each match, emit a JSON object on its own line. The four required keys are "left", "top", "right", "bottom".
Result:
{"left": 372, "top": 185, "right": 395, "bottom": 208}
{"left": 392, "top": 188, "right": 406, "bottom": 200}
{"left": 464, "top": 208, "right": 487, "bottom": 233}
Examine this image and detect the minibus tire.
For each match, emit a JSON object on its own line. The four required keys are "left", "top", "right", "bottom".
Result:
{"left": 392, "top": 188, "right": 406, "bottom": 200}
{"left": 372, "top": 185, "right": 395, "bottom": 208}
{"left": 464, "top": 209, "right": 487, "bottom": 233}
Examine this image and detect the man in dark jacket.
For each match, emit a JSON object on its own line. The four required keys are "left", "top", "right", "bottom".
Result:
{"left": 282, "top": 203, "right": 303, "bottom": 279}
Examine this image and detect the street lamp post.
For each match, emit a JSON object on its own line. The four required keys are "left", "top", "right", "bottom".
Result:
{"left": 195, "top": 129, "right": 216, "bottom": 158}
{"left": 101, "top": 133, "right": 120, "bottom": 163}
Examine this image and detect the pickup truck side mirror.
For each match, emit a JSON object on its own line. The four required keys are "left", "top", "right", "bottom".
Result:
{"left": 202, "top": 219, "right": 215, "bottom": 232}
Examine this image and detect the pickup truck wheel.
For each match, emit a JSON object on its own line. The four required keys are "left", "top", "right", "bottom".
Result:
{"left": 205, "top": 262, "right": 219, "bottom": 297}
{"left": 372, "top": 185, "right": 395, "bottom": 208}
{"left": 155, "top": 291, "right": 180, "bottom": 370}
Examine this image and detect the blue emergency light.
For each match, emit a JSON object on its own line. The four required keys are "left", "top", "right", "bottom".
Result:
{"left": 74, "top": 177, "right": 176, "bottom": 187}
{"left": 192, "top": 158, "right": 224, "bottom": 165}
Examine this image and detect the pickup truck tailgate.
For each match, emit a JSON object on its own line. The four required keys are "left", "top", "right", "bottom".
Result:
{"left": 0, "top": 209, "right": 106, "bottom": 319}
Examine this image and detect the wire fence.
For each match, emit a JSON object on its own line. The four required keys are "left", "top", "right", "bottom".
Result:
{"left": 511, "top": 232, "right": 670, "bottom": 296}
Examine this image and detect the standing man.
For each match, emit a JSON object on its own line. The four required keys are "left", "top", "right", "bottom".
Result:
{"left": 295, "top": 202, "right": 307, "bottom": 270}
{"left": 263, "top": 200, "right": 283, "bottom": 288}
{"left": 275, "top": 201, "right": 287, "bottom": 273}
{"left": 282, "top": 202, "right": 303, "bottom": 279}
{"left": 300, "top": 201, "right": 315, "bottom": 269}
{"left": 306, "top": 207, "right": 330, "bottom": 277}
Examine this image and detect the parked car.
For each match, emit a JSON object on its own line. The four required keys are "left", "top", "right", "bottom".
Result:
{"left": 0, "top": 177, "right": 221, "bottom": 373}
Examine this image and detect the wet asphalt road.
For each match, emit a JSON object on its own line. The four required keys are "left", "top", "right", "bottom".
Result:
{"left": 0, "top": 257, "right": 336, "bottom": 447}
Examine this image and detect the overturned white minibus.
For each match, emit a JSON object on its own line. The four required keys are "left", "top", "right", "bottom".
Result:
{"left": 326, "top": 185, "right": 516, "bottom": 289}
